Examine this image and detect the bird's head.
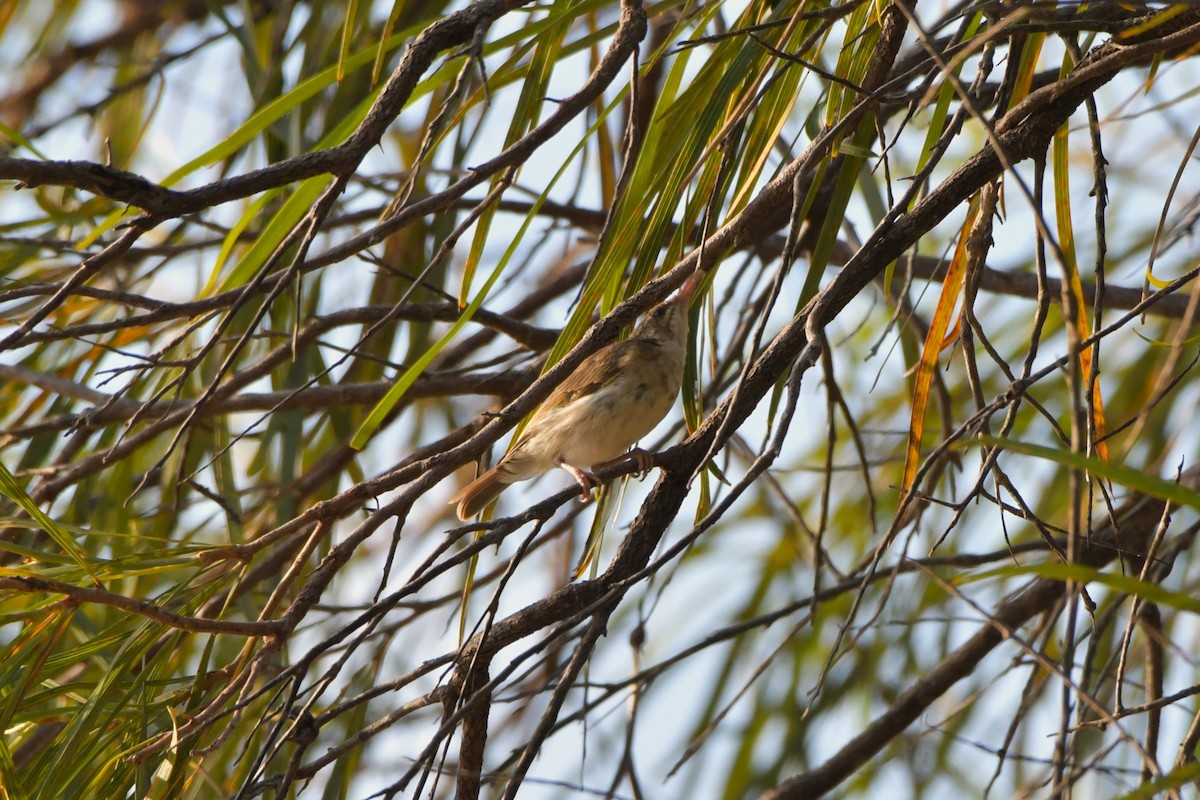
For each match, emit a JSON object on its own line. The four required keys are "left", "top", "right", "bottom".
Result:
{"left": 635, "top": 269, "right": 702, "bottom": 345}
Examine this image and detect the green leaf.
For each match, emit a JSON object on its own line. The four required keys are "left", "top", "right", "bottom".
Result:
{"left": 967, "top": 561, "right": 1200, "bottom": 615}
{"left": 0, "top": 460, "right": 94, "bottom": 579}
{"left": 1115, "top": 761, "right": 1200, "bottom": 800}
{"left": 962, "top": 435, "right": 1200, "bottom": 512}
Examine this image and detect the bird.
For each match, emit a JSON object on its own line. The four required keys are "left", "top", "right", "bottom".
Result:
{"left": 451, "top": 269, "right": 702, "bottom": 521}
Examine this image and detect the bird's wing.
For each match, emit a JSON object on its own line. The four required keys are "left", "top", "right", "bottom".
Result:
{"left": 537, "top": 339, "right": 638, "bottom": 411}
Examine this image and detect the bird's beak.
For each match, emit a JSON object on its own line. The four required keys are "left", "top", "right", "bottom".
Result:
{"left": 676, "top": 269, "right": 704, "bottom": 307}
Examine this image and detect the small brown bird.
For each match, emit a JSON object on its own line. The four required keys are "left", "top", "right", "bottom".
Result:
{"left": 451, "top": 269, "right": 702, "bottom": 520}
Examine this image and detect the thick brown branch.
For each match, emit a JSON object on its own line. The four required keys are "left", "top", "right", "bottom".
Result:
{"left": 762, "top": 470, "right": 1200, "bottom": 799}
{"left": 0, "top": 575, "right": 285, "bottom": 636}
{"left": 0, "top": 369, "right": 534, "bottom": 440}
{"left": 1, "top": 0, "right": 537, "bottom": 219}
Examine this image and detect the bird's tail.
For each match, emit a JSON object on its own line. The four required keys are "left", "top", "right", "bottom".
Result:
{"left": 451, "top": 466, "right": 511, "bottom": 520}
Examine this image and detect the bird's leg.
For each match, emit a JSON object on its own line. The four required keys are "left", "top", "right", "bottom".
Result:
{"left": 592, "top": 448, "right": 655, "bottom": 478}
{"left": 627, "top": 447, "right": 654, "bottom": 477}
{"left": 558, "top": 461, "right": 600, "bottom": 501}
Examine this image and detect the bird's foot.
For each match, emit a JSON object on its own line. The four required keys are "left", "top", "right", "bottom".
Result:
{"left": 593, "top": 448, "right": 655, "bottom": 478}
{"left": 561, "top": 463, "right": 601, "bottom": 502}
{"left": 627, "top": 448, "right": 654, "bottom": 478}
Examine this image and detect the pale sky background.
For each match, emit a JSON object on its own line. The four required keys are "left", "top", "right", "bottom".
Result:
{"left": 5, "top": 2, "right": 1200, "bottom": 798}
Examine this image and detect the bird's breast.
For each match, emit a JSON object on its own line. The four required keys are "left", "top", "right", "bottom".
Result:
{"left": 552, "top": 343, "right": 685, "bottom": 467}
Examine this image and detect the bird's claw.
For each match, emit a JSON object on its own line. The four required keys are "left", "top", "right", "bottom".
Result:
{"left": 562, "top": 449, "right": 657, "bottom": 504}
{"left": 591, "top": 448, "right": 656, "bottom": 479}
{"left": 627, "top": 448, "right": 654, "bottom": 478}
{"left": 561, "top": 462, "right": 600, "bottom": 502}
{"left": 576, "top": 472, "right": 599, "bottom": 502}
